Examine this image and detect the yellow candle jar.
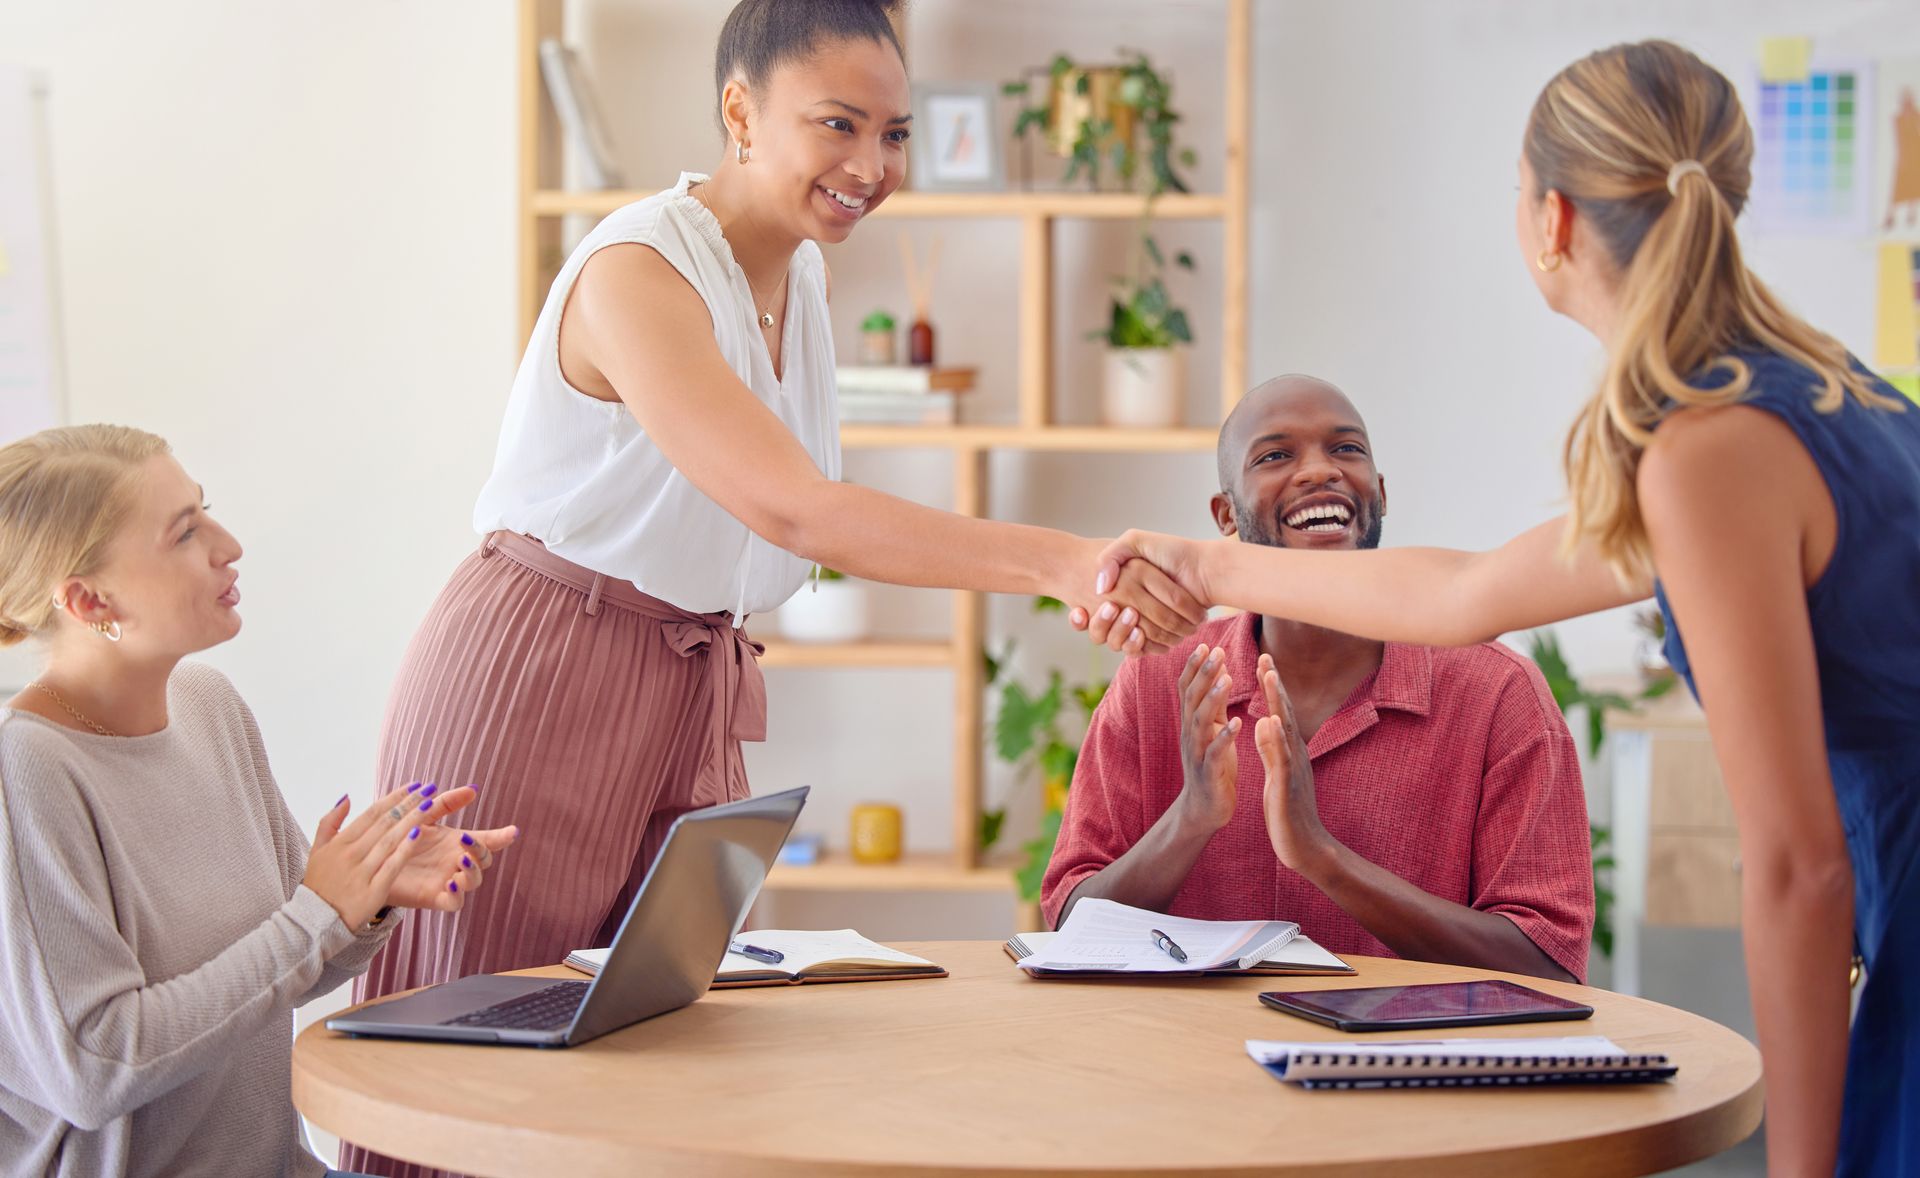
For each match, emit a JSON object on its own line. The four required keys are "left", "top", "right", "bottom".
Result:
{"left": 849, "top": 803, "right": 903, "bottom": 864}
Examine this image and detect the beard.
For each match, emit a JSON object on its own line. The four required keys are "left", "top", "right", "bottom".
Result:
{"left": 1233, "top": 495, "right": 1384, "bottom": 551}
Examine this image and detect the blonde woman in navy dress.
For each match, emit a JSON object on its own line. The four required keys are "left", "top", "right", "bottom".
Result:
{"left": 1092, "top": 42, "right": 1920, "bottom": 1176}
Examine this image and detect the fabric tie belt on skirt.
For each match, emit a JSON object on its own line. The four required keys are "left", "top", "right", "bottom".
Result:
{"left": 480, "top": 533, "right": 768, "bottom": 777}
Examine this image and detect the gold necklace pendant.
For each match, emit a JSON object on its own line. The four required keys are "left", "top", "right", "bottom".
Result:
{"left": 760, "top": 311, "right": 775, "bottom": 329}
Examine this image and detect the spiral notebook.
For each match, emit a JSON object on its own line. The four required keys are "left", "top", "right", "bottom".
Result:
{"left": 1245, "top": 1035, "right": 1678, "bottom": 1090}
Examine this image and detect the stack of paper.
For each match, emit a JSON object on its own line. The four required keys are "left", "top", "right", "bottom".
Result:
{"left": 1014, "top": 899, "right": 1305, "bottom": 974}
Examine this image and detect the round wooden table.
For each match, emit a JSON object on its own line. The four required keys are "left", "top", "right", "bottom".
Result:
{"left": 294, "top": 942, "right": 1762, "bottom": 1177}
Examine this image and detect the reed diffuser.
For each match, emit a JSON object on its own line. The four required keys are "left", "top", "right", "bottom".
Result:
{"left": 900, "top": 233, "right": 942, "bottom": 367}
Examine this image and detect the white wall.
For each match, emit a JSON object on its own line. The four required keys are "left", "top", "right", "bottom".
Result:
{"left": 0, "top": 1, "right": 519, "bottom": 828}
{"left": 4, "top": 0, "right": 1915, "bottom": 942}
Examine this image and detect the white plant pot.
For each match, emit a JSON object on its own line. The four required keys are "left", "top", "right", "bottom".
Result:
{"left": 1101, "top": 347, "right": 1186, "bottom": 428}
{"left": 778, "top": 580, "right": 871, "bottom": 644}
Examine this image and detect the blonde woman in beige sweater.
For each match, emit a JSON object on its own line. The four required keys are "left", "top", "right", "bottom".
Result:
{"left": 0, "top": 425, "right": 519, "bottom": 1177}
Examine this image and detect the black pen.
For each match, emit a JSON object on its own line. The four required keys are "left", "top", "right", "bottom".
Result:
{"left": 730, "top": 940, "right": 785, "bottom": 965}
{"left": 1149, "top": 928, "right": 1188, "bottom": 963}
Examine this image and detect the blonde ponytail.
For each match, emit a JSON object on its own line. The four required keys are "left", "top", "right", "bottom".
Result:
{"left": 1528, "top": 41, "right": 1902, "bottom": 581}
{"left": 0, "top": 425, "right": 171, "bottom": 646}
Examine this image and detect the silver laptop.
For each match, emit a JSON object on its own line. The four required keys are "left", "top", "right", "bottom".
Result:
{"left": 326, "top": 786, "right": 807, "bottom": 1048}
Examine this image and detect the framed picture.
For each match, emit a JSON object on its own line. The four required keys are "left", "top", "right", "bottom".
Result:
{"left": 911, "top": 82, "right": 1004, "bottom": 192}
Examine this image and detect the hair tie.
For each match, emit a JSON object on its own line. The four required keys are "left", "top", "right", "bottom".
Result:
{"left": 1666, "top": 159, "right": 1709, "bottom": 196}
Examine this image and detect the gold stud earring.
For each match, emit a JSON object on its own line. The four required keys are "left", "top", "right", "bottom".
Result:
{"left": 93, "top": 620, "right": 122, "bottom": 643}
{"left": 1536, "top": 248, "right": 1564, "bottom": 273}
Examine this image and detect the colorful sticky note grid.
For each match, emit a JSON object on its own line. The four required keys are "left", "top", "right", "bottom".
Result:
{"left": 1760, "top": 36, "right": 1813, "bottom": 85}
{"left": 1756, "top": 69, "right": 1861, "bottom": 223}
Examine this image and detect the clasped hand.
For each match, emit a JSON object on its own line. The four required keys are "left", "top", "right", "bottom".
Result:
{"left": 303, "top": 783, "right": 519, "bottom": 930}
{"left": 1068, "top": 531, "right": 1215, "bottom": 654}
{"left": 1058, "top": 535, "right": 1210, "bottom": 655}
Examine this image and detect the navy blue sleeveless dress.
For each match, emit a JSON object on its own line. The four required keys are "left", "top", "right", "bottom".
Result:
{"left": 1654, "top": 350, "right": 1920, "bottom": 1176}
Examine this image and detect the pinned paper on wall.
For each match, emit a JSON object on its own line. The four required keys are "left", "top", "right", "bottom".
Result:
{"left": 1876, "top": 242, "right": 1920, "bottom": 370}
{"left": 1760, "top": 36, "right": 1813, "bottom": 85}
{"left": 1876, "top": 242, "right": 1920, "bottom": 405}
{"left": 1750, "top": 59, "right": 1874, "bottom": 235}
{"left": 1875, "top": 57, "right": 1920, "bottom": 235}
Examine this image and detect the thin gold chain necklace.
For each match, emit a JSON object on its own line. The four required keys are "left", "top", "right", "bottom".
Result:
{"left": 689, "top": 183, "right": 787, "bottom": 328}
{"left": 28, "top": 682, "right": 119, "bottom": 737}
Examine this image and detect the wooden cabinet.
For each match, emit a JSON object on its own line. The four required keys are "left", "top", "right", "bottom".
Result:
{"left": 1608, "top": 688, "right": 1742, "bottom": 995}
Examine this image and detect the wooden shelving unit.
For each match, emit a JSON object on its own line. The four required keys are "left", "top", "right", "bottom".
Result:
{"left": 518, "top": 0, "right": 1252, "bottom": 900}
{"left": 766, "top": 851, "right": 1027, "bottom": 894}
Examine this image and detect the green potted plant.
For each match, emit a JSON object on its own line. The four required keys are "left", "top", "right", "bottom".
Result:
{"left": 1098, "top": 236, "right": 1194, "bottom": 427}
{"left": 1008, "top": 51, "right": 1196, "bottom": 427}
{"left": 981, "top": 598, "right": 1111, "bottom": 901}
{"left": 858, "top": 309, "right": 897, "bottom": 366}
{"left": 777, "top": 567, "right": 870, "bottom": 645}
{"left": 1525, "top": 629, "right": 1675, "bottom": 960}
{"left": 1005, "top": 52, "right": 1195, "bottom": 195}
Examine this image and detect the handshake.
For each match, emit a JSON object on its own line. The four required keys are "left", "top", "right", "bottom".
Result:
{"left": 1064, "top": 530, "right": 1216, "bottom": 656}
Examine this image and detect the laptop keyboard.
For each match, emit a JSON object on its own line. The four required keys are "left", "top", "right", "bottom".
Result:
{"left": 441, "top": 980, "right": 590, "bottom": 1031}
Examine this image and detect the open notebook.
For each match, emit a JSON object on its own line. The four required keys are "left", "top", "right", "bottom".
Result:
{"left": 565, "top": 929, "right": 948, "bottom": 988}
{"left": 1007, "top": 899, "right": 1354, "bottom": 977}
{"left": 1246, "top": 1036, "right": 1678, "bottom": 1090}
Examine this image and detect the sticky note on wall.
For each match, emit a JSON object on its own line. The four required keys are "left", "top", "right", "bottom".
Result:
{"left": 1891, "top": 374, "right": 1920, "bottom": 405}
{"left": 1760, "top": 36, "right": 1813, "bottom": 84}
{"left": 1876, "top": 243, "right": 1920, "bottom": 371}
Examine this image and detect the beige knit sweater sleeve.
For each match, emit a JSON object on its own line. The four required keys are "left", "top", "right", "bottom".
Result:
{"left": 0, "top": 667, "right": 397, "bottom": 1134}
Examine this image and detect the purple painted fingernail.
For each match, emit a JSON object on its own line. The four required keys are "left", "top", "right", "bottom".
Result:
{"left": 465, "top": 783, "right": 480, "bottom": 793}
{"left": 418, "top": 800, "right": 433, "bottom": 812}
{"left": 336, "top": 793, "right": 348, "bottom": 807}
{"left": 462, "top": 855, "right": 472, "bottom": 868}
{"left": 460, "top": 833, "right": 474, "bottom": 846}
{"left": 405, "top": 782, "right": 421, "bottom": 794}
{"left": 421, "top": 784, "right": 438, "bottom": 798}
{"left": 409, "top": 827, "right": 421, "bottom": 840}
{"left": 448, "top": 880, "right": 459, "bottom": 894}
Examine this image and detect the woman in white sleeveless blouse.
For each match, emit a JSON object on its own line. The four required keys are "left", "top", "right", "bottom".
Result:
{"left": 343, "top": 7, "right": 1198, "bottom": 1173}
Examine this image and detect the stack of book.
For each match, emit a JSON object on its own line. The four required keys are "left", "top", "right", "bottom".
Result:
{"left": 835, "top": 366, "right": 976, "bottom": 425}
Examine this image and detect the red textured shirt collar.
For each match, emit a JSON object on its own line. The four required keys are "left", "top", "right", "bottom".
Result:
{"left": 1214, "top": 610, "right": 1433, "bottom": 753}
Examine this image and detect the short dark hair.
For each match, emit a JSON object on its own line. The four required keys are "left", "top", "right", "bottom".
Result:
{"left": 713, "top": 0, "right": 906, "bottom": 128}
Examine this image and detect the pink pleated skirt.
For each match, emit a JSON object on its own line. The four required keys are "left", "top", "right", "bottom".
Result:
{"left": 340, "top": 531, "right": 765, "bottom": 1178}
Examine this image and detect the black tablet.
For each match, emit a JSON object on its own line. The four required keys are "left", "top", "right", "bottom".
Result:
{"left": 1258, "top": 980, "right": 1594, "bottom": 1032}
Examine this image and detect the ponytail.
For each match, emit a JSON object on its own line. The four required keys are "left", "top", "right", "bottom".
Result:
{"left": 1529, "top": 40, "right": 1901, "bottom": 581}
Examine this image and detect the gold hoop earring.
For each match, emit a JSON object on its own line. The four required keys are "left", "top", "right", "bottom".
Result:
{"left": 736, "top": 139, "right": 750, "bottom": 165}
{"left": 93, "top": 620, "right": 122, "bottom": 643}
{"left": 1536, "top": 248, "right": 1563, "bottom": 273}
